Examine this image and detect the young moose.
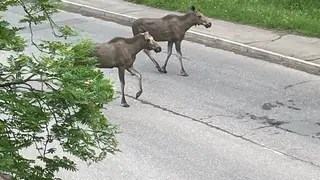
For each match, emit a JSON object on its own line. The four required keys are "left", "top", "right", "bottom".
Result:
{"left": 90, "top": 31, "right": 162, "bottom": 107}
{"left": 131, "top": 5, "right": 212, "bottom": 76}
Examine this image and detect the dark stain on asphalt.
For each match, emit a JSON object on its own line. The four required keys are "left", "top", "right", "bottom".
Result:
{"left": 245, "top": 113, "right": 288, "bottom": 126}
{"left": 261, "top": 100, "right": 301, "bottom": 111}
{"left": 315, "top": 123, "right": 320, "bottom": 126}
{"left": 313, "top": 133, "right": 320, "bottom": 140}
{"left": 287, "top": 99, "right": 296, "bottom": 105}
{"left": 276, "top": 101, "right": 285, "bottom": 106}
{"left": 262, "top": 103, "right": 278, "bottom": 110}
{"left": 287, "top": 106, "right": 301, "bottom": 110}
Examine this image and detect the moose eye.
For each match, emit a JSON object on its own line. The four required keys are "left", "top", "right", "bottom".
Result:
{"left": 147, "top": 39, "right": 150, "bottom": 42}
{"left": 198, "top": 15, "right": 202, "bottom": 18}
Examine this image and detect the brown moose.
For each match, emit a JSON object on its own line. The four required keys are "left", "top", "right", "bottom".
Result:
{"left": 90, "top": 31, "right": 162, "bottom": 107}
{"left": 131, "top": 5, "right": 212, "bottom": 76}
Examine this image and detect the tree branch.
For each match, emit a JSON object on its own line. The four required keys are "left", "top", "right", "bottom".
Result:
{"left": 44, "top": 11, "right": 65, "bottom": 38}
{"left": 0, "top": 74, "right": 36, "bottom": 87}
{"left": 18, "top": 0, "right": 51, "bottom": 54}
{"left": 20, "top": 82, "right": 55, "bottom": 158}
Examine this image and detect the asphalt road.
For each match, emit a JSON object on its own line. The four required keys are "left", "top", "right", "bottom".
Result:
{"left": 3, "top": 6, "right": 320, "bottom": 180}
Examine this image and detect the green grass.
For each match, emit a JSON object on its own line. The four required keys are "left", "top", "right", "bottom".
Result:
{"left": 127, "top": 0, "right": 320, "bottom": 38}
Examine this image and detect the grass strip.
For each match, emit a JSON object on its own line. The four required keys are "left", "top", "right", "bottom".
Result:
{"left": 126, "top": 0, "right": 320, "bottom": 38}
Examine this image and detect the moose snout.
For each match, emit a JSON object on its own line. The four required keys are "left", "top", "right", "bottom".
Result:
{"left": 205, "top": 22, "right": 212, "bottom": 28}
{"left": 154, "top": 46, "right": 162, "bottom": 53}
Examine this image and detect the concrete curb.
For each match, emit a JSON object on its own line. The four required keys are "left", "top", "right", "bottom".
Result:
{"left": 59, "top": 0, "right": 320, "bottom": 76}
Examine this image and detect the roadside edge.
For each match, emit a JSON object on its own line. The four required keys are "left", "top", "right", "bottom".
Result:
{"left": 59, "top": 0, "right": 320, "bottom": 76}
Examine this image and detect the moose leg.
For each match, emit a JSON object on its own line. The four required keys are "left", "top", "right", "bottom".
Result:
{"left": 127, "top": 66, "right": 143, "bottom": 99}
{"left": 175, "top": 41, "right": 188, "bottom": 76}
{"left": 161, "top": 41, "right": 173, "bottom": 73}
{"left": 143, "top": 49, "right": 165, "bottom": 73}
{"left": 118, "top": 67, "right": 129, "bottom": 107}
{"left": 126, "top": 68, "right": 136, "bottom": 76}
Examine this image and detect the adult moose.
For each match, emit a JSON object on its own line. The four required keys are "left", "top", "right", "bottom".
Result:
{"left": 131, "top": 5, "right": 212, "bottom": 76}
{"left": 90, "top": 31, "right": 161, "bottom": 107}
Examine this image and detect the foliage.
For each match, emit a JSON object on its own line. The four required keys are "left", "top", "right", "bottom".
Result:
{"left": 0, "top": 0, "right": 119, "bottom": 179}
{"left": 127, "top": 0, "right": 320, "bottom": 37}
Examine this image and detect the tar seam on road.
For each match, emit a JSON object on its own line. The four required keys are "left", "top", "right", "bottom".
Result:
{"left": 284, "top": 79, "right": 320, "bottom": 89}
{"left": 115, "top": 91, "right": 320, "bottom": 169}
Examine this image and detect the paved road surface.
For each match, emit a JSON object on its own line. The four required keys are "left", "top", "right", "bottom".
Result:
{"left": 3, "top": 6, "right": 320, "bottom": 180}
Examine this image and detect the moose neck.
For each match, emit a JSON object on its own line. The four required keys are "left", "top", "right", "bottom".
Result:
{"left": 126, "top": 34, "right": 145, "bottom": 56}
{"left": 179, "top": 13, "right": 198, "bottom": 32}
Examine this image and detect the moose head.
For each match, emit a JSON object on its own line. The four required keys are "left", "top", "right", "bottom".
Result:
{"left": 189, "top": 5, "right": 212, "bottom": 28}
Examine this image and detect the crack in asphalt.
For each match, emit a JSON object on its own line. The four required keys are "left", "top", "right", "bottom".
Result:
{"left": 252, "top": 124, "right": 309, "bottom": 138}
{"left": 117, "top": 91, "right": 320, "bottom": 169}
{"left": 277, "top": 126, "right": 310, "bottom": 137}
{"left": 284, "top": 79, "right": 320, "bottom": 89}
{"left": 305, "top": 57, "right": 320, "bottom": 62}
{"left": 198, "top": 114, "right": 235, "bottom": 121}
{"left": 244, "top": 34, "right": 287, "bottom": 45}
{"left": 251, "top": 125, "right": 271, "bottom": 130}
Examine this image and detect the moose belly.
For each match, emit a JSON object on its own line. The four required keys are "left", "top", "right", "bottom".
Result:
{"left": 143, "top": 23, "right": 175, "bottom": 41}
{"left": 150, "top": 29, "right": 175, "bottom": 41}
{"left": 94, "top": 53, "right": 119, "bottom": 68}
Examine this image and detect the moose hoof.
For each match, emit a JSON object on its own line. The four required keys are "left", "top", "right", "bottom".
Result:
{"left": 180, "top": 71, "right": 189, "bottom": 77}
{"left": 136, "top": 91, "right": 142, "bottom": 99}
{"left": 121, "top": 102, "right": 130, "bottom": 107}
{"left": 160, "top": 67, "right": 167, "bottom": 74}
{"left": 158, "top": 68, "right": 167, "bottom": 74}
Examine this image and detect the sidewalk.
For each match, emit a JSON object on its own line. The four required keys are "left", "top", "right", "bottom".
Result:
{"left": 60, "top": 0, "right": 320, "bottom": 74}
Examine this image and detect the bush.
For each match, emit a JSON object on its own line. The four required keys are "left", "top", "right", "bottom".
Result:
{"left": 0, "top": 0, "right": 120, "bottom": 179}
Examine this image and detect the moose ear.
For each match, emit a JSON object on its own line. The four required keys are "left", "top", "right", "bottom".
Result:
{"left": 189, "top": 5, "right": 196, "bottom": 11}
